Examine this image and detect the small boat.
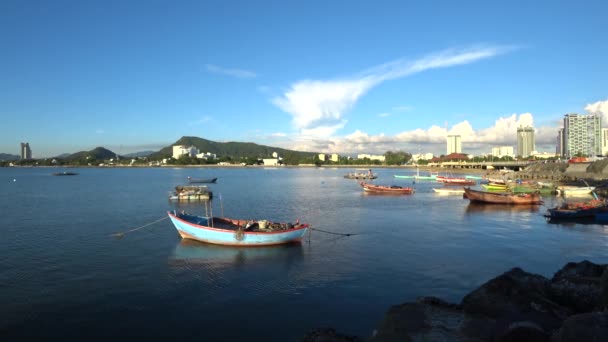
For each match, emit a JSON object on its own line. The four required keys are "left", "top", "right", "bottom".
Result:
{"left": 344, "top": 169, "right": 377, "bottom": 179}
{"left": 545, "top": 197, "right": 607, "bottom": 220}
{"left": 53, "top": 171, "right": 78, "bottom": 176}
{"left": 557, "top": 186, "right": 596, "bottom": 196}
{"left": 432, "top": 188, "right": 465, "bottom": 194}
{"left": 167, "top": 211, "right": 309, "bottom": 246}
{"left": 187, "top": 176, "right": 218, "bottom": 184}
{"left": 360, "top": 182, "right": 415, "bottom": 194}
{"left": 169, "top": 185, "right": 213, "bottom": 201}
{"left": 465, "top": 175, "right": 484, "bottom": 180}
{"left": 436, "top": 176, "right": 476, "bottom": 186}
{"left": 463, "top": 187, "right": 542, "bottom": 205}
{"left": 481, "top": 183, "right": 509, "bottom": 191}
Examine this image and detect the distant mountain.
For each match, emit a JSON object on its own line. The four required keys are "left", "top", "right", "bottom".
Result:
{"left": 123, "top": 150, "right": 155, "bottom": 158}
{"left": 149, "top": 136, "right": 317, "bottom": 160}
{"left": 0, "top": 153, "right": 19, "bottom": 161}
{"left": 54, "top": 153, "right": 71, "bottom": 159}
{"left": 63, "top": 147, "right": 120, "bottom": 162}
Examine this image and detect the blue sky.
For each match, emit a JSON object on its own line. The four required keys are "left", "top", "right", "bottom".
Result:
{"left": 1, "top": 0, "right": 607, "bottom": 158}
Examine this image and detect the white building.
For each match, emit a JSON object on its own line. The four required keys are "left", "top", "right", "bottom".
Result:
{"left": 196, "top": 152, "right": 217, "bottom": 159}
{"left": 330, "top": 154, "right": 339, "bottom": 162}
{"left": 172, "top": 145, "right": 199, "bottom": 159}
{"left": 412, "top": 153, "right": 434, "bottom": 161}
{"left": 318, "top": 153, "right": 326, "bottom": 161}
{"left": 446, "top": 135, "right": 462, "bottom": 154}
{"left": 262, "top": 158, "right": 279, "bottom": 166}
{"left": 517, "top": 126, "right": 535, "bottom": 158}
{"left": 531, "top": 151, "right": 559, "bottom": 159}
{"left": 491, "top": 146, "right": 514, "bottom": 158}
{"left": 602, "top": 128, "right": 608, "bottom": 156}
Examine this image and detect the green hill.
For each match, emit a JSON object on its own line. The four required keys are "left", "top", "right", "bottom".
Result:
{"left": 0, "top": 153, "right": 19, "bottom": 161}
{"left": 63, "top": 147, "right": 120, "bottom": 163}
{"left": 149, "top": 136, "right": 317, "bottom": 163}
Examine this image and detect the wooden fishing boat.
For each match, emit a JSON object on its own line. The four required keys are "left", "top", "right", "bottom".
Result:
{"left": 436, "top": 176, "right": 476, "bottom": 186}
{"left": 545, "top": 198, "right": 608, "bottom": 220}
{"left": 167, "top": 211, "right": 309, "bottom": 246}
{"left": 344, "top": 169, "right": 377, "bottom": 179}
{"left": 481, "top": 183, "right": 509, "bottom": 191}
{"left": 169, "top": 185, "right": 213, "bottom": 201}
{"left": 557, "top": 186, "right": 595, "bottom": 196}
{"left": 463, "top": 187, "right": 542, "bottom": 205}
{"left": 360, "top": 182, "right": 415, "bottom": 194}
{"left": 187, "top": 176, "right": 218, "bottom": 184}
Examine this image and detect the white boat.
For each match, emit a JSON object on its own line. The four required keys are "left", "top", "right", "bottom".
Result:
{"left": 432, "top": 188, "right": 465, "bottom": 194}
{"left": 556, "top": 186, "right": 595, "bottom": 196}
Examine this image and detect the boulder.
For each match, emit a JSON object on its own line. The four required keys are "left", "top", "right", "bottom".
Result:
{"left": 550, "top": 260, "right": 605, "bottom": 313}
{"left": 554, "top": 312, "right": 608, "bottom": 342}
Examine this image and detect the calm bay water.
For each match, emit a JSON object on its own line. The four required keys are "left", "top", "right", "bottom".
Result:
{"left": 1, "top": 167, "right": 608, "bottom": 340}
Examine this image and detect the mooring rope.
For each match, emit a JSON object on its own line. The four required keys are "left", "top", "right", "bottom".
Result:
{"left": 110, "top": 216, "right": 169, "bottom": 239}
{"left": 309, "top": 227, "right": 358, "bottom": 237}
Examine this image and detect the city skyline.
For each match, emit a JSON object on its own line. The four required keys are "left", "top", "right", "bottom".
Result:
{"left": 1, "top": 1, "right": 607, "bottom": 158}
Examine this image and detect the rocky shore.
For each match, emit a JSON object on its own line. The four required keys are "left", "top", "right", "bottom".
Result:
{"left": 301, "top": 260, "right": 608, "bottom": 341}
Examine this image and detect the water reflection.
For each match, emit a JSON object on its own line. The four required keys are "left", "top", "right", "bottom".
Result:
{"left": 465, "top": 202, "right": 541, "bottom": 214}
{"left": 169, "top": 239, "right": 304, "bottom": 269}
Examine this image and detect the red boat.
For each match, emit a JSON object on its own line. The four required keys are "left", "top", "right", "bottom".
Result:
{"left": 436, "top": 176, "right": 476, "bottom": 186}
{"left": 360, "top": 182, "right": 415, "bottom": 194}
{"left": 464, "top": 187, "right": 542, "bottom": 205}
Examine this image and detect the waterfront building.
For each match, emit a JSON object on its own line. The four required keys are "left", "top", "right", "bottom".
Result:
{"left": 491, "top": 146, "right": 514, "bottom": 158}
{"left": 330, "top": 154, "right": 339, "bottom": 162}
{"left": 446, "top": 135, "right": 462, "bottom": 154}
{"left": 516, "top": 126, "right": 535, "bottom": 158}
{"left": 562, "top": 113, "right": 601, "bottom": 158}
{"left": 172, "top": 145, "right": 198, "bottom": 159}
{"left": 318, "top": 153, "right": 326, "bottom": 161}
{"left": 20, "top": 142, "right": 32, "bottom": 160}
{"left": 412, "top": 153, "right": 434, "bottom": 161}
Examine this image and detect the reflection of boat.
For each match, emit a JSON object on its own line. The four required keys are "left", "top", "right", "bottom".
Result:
{"left": 169, "top": 185, "right": 213, "bottom": 201}
{"left": 167, "top": 211, "right": 309, "bottom": 246}
{"left": 464, "top": 187, "right": 542, "bottom": 204}
{"left": 187, "top": 176, "right": 217, "bottom": 184}
{"left": 466, "top": 202, "right": 540, "bottom": 213}
{"left": 53, "top": 171, "right": 78, "bottom": 176}
{"left": 432, "top": 188, "right": 465, "bottom": 195}
{"left": 360, "top": 182, "right": 415, "bottom": 194}
{"left": 170, "top": 239, "right": 304, "bottom": 267}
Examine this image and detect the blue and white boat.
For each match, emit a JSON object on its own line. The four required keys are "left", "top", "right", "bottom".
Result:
{"left": 167, "top": 211, "right": 309, "bottom": 246}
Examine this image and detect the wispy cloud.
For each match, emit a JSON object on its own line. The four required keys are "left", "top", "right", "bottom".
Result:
{"left": 189, "top": 116, "right": 212, "bottom": 126}
{"left": 585, "top": 98, "right": 608, "bottom": 124}
{"left": 205, "top": 64, "right": 257, "bottom": 79}
{"left": 273, "top": 45, "right": 514, "bottom": 137}
{"left": 271, "top": 132, "right": 287, "bottom": 137}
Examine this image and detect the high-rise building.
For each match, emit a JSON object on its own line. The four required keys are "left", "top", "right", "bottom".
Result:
{"left": 516, "top": 126, "right": 535, "bottom": 158}
{"left": 446, "top": 135, "right": 461, "bottom": 154}
{"left": 562, "top": 113, "right": 602, "bottom": 158}
{"left": 491, "top": 146, "right": 514, "bottom": 158}
{"left": 602, "top": 128, "right": 608, "bottom": 156}
{"left": 20, "top": 142, "right": 31, "bottom": 160}
{"left": 557, "top": 128, "right": 565, "bottom": 157}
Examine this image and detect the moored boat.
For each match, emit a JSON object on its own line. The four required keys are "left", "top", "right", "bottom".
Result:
{"left": 187, "top": 176, "right": 218, "bottom": 184}
{"left": 545, "top": 198, "right": 608, "bottom": 220}
{"left": 557, "top": 186, "right": 595, "bottom": 196}
{"left": 360, "top": 182, "right": 415, "bottom": 194}
{"left": 481, "top": 183, "right": 509, "bottom": 191}
{"left": 53, "top": 171, "right": 78, "bottom": 176}
{"left": 167, "top": 211, "right": 309, "bottom": 246}
{"left": 169, "top": 185, "right": 213, "bottom": 201}
{"left": 437, "top": 176, "right": 476, "bottom": 186}
{"left": 463, "top": 187, "right": 542, "bottom": 205}
{"left": 345, "top": 169, "right": 377, "bottom": 179}
{"left": 432, "top": 188, "right": 465, "bottom": 194}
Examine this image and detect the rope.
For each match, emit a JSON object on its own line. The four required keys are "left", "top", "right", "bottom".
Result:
{"left": 111, "top": 216, "right": 169, "bottom": 239}
{"left": 310, "top": 227, "right": 359, "bottom": 237}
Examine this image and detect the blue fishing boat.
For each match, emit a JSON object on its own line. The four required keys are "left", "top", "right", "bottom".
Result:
{"left": 167, "top": 211, "right": 309, "bottom": 246}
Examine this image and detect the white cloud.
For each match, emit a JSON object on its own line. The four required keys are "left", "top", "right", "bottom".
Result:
{"left": 267, "top": 112, "right": 558, "bottom": 156}
{"left": 205, "top": 64, "right": 257, "bottom": 79}
{"left": 270, "top": 132, "right": 287, "bottom": 137}
{"left": 273, "top": 45, "right": 513, "bottom": 136}
{"left": 585, "top": 99, "right": 608, "bottom": 124}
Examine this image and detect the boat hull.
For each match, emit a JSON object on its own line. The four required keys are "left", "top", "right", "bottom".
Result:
{"left": 360, "top": 182, "right": 414, "bottom": 194}
{"left": 464, "top": 188, "right": 542, "bottom": 205}
{"left": 167, "top": 212, "right": 308, "bottom": 246}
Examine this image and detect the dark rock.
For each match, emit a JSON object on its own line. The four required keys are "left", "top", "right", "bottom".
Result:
{"left": 600, "top": 266, "right": 608, "bottom": 309}
{"left": 300, "top": 328, "right": 362, "bottom": 342}
{"left": 369, "top": 297, "right": 464, "bottom": 342}
{"left": 550, "top": 261, "right": 605, "bottom": 313}
{"left": 494, "top": 320, "right": 549, "bottom": 342}
{"left": 554, "top": 312, "right": 608, "bottom": 342}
